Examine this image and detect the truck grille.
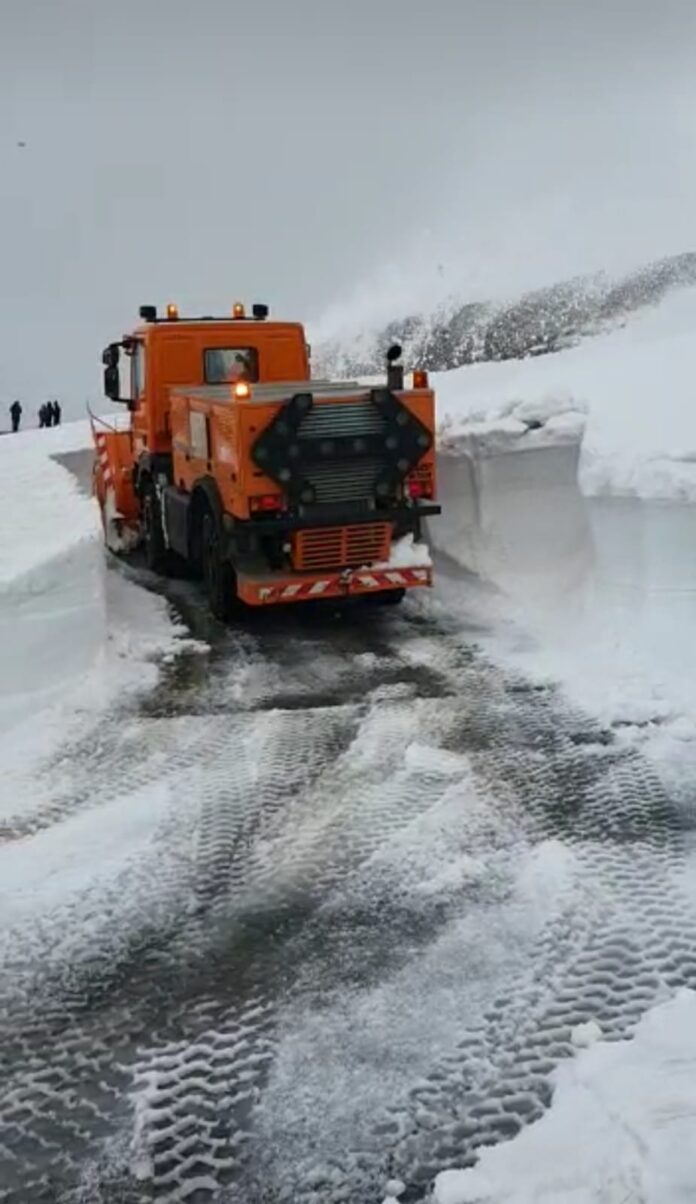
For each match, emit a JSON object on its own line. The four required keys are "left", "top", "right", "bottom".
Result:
{"left": 292, "top": 523, "right": 391, "bottom": 571}
{"left": 303, "top": 459, "right": 382, "bottom": 505}
{"left": 299, "top": 398, "right": 386, "bottom": 438}
{"left": 299, "top": 399, "right": 386, "bottom": 505}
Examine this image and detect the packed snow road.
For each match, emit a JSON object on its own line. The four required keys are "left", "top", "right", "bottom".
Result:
{"left": 3, "top": 460, "right": 696, "bottom": 1203}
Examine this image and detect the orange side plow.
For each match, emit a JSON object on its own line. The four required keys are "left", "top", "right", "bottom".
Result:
{"left": 90, "top": 417, "right": 139, "bottom": 552}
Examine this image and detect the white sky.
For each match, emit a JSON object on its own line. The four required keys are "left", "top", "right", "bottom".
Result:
{"left": 2, "top": 0, "right": 696, "bottom": 413}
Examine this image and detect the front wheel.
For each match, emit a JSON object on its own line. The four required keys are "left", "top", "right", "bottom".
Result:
{"left": 201, "top": 511, "right": 237, "bottom": 621}
{"left": 142, "top": 483, "right": 172, "bottom": 574}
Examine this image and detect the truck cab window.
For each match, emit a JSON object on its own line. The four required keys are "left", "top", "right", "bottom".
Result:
{"left": 204, "top": 347, "right": 259, "bottom": 384}
{"left": 131, "top": 342, "right": 146, "bottom": 398}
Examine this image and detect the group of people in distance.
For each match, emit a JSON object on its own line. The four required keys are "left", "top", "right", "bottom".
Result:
{"left": 7, "top": 399, "right": 62, "bottom": 433}
{"left": 39, "top": 400, "right": 62, "bottom": 428}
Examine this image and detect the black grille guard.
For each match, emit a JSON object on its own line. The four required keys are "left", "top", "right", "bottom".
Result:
{"left": 224, "top": 500, "right": 441, "bottom": 536}
{"left": 250, "top": 389, "right": 434, "bottom": 506}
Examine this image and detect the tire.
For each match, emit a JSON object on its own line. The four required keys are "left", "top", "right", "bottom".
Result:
{"left": 142, "top": 482, "right": 173, "bottom": 574}
{"left": 373, "top": 588, "right": 406, "bottom": 607}
{"left": 201, "top": 511, "right": 237, "bottom": 621}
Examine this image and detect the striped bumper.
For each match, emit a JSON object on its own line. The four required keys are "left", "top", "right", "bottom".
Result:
{"left": 237, "top": 564, "right": 432, "bottom": 606}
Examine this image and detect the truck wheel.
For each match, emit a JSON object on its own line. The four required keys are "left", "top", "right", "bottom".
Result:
{"left": 142, "top": 483, "right": 172, "bottom": 574}
{"left": 374, "top": 588, "right": 405, "bottom": 607}
{"left": 202, "top": 511, "right": 237, "bottom": 621}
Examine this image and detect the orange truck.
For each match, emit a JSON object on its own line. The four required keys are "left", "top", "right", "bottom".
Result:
{"left": 92, "top": 302, "right": 440, "bottom": 619}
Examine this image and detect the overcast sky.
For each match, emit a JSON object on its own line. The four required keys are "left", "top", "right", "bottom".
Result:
{"left": 2, "top": 0, "right": 696, "bottom": 413}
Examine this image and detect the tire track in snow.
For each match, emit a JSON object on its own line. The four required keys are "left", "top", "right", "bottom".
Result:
{"left": 5, "top": 607, "right": 696, "bottom": 1204}
{"left": 257, "top": 632, "right": 696, "bottom": 1204}
{"left": 0, "top": 607, "right": 476, "bottom": 1202}
{"left": 0, "top": 699, "right": 355, "bottom": 1203}
{"left": 123, "top": 689, "right": 481, "bottom": 1203}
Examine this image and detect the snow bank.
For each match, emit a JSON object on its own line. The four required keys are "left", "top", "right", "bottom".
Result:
{"left": 431, "top": 988, "right": 696, "bottom": 1204}
{"left": 434, "top": 285, "right": 696, "bottom": 504}
{"left": 0, "top": 419, "right": 98, "bottom": 588}
{"left": 438, "top": 392, "right": 587, "bottom": 458}
{"left": 0, "top": 415, "right": 206, "bottom": 775}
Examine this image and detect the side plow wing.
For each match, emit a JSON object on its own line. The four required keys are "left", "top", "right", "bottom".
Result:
{"left": 90, "top": 420, "right": 139, "bottom": 553}
{"left": 432, "top": 428, "right": 593, "bottom": 602}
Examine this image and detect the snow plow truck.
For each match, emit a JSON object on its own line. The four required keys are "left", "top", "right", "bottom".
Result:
{"left": 92, "top": 303, "right": 440, "bottom": 619}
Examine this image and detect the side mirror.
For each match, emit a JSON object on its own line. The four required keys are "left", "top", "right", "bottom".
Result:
{"left": 102, "top": 343, "right": 120, "bottom": 369}
{"left": 104, "top": 365, "right": 121, "bottom": 400}
{"left": 386, "top": 343, "right": 403, "bottom": 363}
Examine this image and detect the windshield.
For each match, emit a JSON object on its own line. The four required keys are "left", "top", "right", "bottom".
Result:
{"left": 204, "top": 347, "right": 259, "bottom": 384}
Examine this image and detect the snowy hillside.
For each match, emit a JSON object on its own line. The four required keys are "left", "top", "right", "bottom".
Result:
{"left": 315, "top": 252, "right": 696, "bottom": 377}
{"left": 434, "top": 281, "right": 696, "bottom": 503}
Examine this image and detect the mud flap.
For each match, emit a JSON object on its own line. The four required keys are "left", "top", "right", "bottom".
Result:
{"left": 432, "top": 435, "right": 594, "bottom": 602}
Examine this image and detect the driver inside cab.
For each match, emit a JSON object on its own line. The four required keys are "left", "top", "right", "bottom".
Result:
{"left": 228, "top": 352, "right": 252, "bottom": 382}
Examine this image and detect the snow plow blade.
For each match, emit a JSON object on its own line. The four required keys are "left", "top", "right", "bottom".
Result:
{"left": 91, "top": 423, "right": 139, "bottom": 553}
{"left": 433, "top": 431, "right": 593, "bottom": 600}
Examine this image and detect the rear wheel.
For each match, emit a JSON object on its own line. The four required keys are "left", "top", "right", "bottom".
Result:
{"left": 202, "top": 511, "right": 237, "bottom": 621}
{"left": 373, "top": 588, "right": 406, "bottom": 607}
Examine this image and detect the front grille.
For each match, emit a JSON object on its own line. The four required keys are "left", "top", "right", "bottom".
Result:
{"left": 303, "top": 459, "right": 382, "bottom": 505}
{"left": 299, "top": 399, "right": 386, "bottom": 439}
{"left": 299, "top": 400, "right": 386, "bottom": 505}
{"left": 292, "top": 523, "right": 391, "bottom": 571}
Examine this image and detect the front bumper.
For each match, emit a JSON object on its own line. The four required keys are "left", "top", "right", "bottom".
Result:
{"left": 236, "top": 563, "right": 432, "bottom": 606}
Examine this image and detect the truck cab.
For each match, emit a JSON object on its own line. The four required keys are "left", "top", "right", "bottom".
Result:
{"left": 104, "top": 304, "right": 310, "bottom": 458}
